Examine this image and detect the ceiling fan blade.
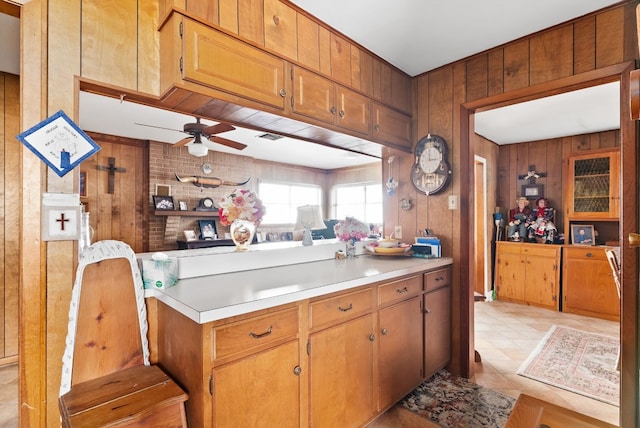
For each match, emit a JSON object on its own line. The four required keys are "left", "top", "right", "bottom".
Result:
{"left": 174, "top": 136, "right": 193, "bottom": 147}
{"left": 134, "top": 122, "right": 184, "bottom": 133}
{"left": 209, "top": 136, "right": 247, "bottom": 150}
{"left": 203, "top": 122, "right": 235, "bottom": 135}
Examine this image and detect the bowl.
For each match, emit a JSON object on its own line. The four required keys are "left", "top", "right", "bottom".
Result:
{"left": 377, "top": 239, "right": 399, "bottom": 248}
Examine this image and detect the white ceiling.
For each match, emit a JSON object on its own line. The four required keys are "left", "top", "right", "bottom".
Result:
{"left": 2, "top": 1, "right": 624, "bottom": 166}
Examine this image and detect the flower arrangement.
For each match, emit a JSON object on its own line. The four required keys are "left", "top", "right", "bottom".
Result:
{"left": 333, "top": 216, "right": 369, "bottom": 242}
{"left": 218, "top": 188, "right": 266, "bottom": 226}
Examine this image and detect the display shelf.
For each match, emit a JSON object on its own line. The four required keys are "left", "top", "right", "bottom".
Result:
{"left": 154, "top": 210, "right": 218, "bottom": 217}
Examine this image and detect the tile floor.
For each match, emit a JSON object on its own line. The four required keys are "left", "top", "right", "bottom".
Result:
{"left": 0, "top": 300, "right": 620, "bottom": 428}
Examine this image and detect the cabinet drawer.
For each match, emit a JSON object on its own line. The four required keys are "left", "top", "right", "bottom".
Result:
{"left": 378, "top": 275, "right": 422, "bottom": 306}
{"left": 496, "top": 242, "right": 522, "bottom": 255}
{"left": 424, "top": 268, "right": 450, "bottom": 292}
{"left": 564, "top": 246, "right": 607, "bottom": 261}
{"left": 309, "top": 288, "right": 373, "bottom": 330}
{"left": 212, "top": 308, "right": 298, "bottom": 361}
{"left": 521, "top": 245, "right": 559, "bottom": 257}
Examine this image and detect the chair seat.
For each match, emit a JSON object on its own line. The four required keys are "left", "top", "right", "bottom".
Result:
{"left": 59, "top": 365, "right": 187, "bottom": 428}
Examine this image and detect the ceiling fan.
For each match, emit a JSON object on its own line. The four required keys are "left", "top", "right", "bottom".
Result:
{"left": 135, "top": 117, "right": 247, "bottom": 157}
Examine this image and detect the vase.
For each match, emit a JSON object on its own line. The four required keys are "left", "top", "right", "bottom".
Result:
{"left": 230, "top": 219, "right": 256, "bottom": 251}
{"left": 345, "top": 238, "right": 357, "bottom": 258}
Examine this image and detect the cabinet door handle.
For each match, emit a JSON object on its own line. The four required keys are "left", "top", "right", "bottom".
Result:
{"left": 248, "top": 326, "right": 273, "bottom": 339}
{"left": 381, "top": 328, "right": 388, "bottom": 335}
{"left": 396, "top": 287, "right": 408, "bottom": 294}
{"left": 293, "top": 366, "right": 302, "bottom": 376}
{"left": 424, "top": 308, "right": 432, "bottom": 314}
{"left": 369, "top": 333, "right": 375, "bottom": 342}
{"left": 339, "top": 110, "right": 345, "bottom": 118}
{"left": 279, "top": 89, "right": 286, "bottom": 97}
{"left": 330, "top": 106, "right": 337, "bottom": 114}
{"left": 338, "top": 303, "right": 353, "bottom": 312}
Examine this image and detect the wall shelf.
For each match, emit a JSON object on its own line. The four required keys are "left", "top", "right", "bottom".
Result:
{"left": 154, "top": 210, "right": 218, "bottom": 217}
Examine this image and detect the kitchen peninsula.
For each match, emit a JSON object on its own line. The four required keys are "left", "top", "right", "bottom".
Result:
{"left": 139, "top": 240, "right": 453, "bottom": 427}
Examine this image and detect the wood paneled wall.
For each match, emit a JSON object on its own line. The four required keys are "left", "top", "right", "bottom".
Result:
{"left": 0, "top": 72, "right": 20, "bottom": 366}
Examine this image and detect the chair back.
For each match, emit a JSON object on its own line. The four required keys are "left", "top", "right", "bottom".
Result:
{"left": 605, "top": 248, "right": 621, "bottom": 298}
{"left": 60, "top": 240, "right": 150, "bottom": 396}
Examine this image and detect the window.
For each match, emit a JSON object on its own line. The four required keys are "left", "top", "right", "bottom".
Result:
{"left": 333, "top": 183, "right": 382, "bottom": 225}
{"left": 258, "top": 181, "right": 322, "bottom": 225}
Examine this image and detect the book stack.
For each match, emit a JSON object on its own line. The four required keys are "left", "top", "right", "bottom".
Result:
{"left": 414, "top": 236, "right": 441, "bottom": 258}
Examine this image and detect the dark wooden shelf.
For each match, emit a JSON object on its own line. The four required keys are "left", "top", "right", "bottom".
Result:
{"left": 177, "top": 239, "right": 234, "bottom": 249}
{"left": 154, "top": 210, "right": 218, "bottom": 217}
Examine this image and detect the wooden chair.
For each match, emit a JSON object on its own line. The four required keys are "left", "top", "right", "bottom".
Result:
{"left": 58, "top": 240, "right": 188, "bottom": 427}
{"left": 605, "top": 247, "right": 621, "bottom": 371}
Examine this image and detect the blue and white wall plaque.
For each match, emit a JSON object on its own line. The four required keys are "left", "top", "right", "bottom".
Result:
{"left": 16, "top": 110, "right": 101, "bottom": 177}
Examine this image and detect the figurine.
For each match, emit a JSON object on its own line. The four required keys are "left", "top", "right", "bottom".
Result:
{"left": 527, "top": 197, "right": 557, "bottom": 243}
{"left": 507, "top": 197, "right": 532, "bottom": 241}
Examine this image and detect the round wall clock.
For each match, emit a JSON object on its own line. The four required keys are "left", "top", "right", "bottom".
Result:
{"left": 411, "top": 134, "right": 452, "bottom": 195}
{"left": 195, "top": 197, "right": 216, "bottom": 211}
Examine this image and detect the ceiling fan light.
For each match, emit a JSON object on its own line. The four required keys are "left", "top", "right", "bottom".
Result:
{"left": 188, "top": 142, "right": 209, "bottom": 157}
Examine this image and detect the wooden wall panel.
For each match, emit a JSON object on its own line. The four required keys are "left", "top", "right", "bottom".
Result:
{"left": 219, "top": 0, "right": 239, "bottom": 33}
{"left": 350, "top": 46, "right": 362, "bottom": 91}
{"left": 487, "top": 50, "right": 504, "bottom": 97}
{"left": 330, "top": 33, "right": 351, "bottom": 86}
{"left": 137, "top": 0, "right": 161, "bottom": 95}
{"left": 0, "top": 75, "right": 5, "bottom": 362}
{"left": 529, "top": 26, "right": 574, "bottom": 85}
{"left": 318, "top": 26, "right": 331, "bottom": 76}
{"left": 186, "top": 0, "right": 219, "bottom": 24}
{"left": 466, "top": 55, "right": 488, "bottom": 102}
{"left": 596, "top": 7, "right": 625, "bottom": 68}
{"left": 81, "top": 0, "right": 138, "bottom": 90}
{"left": 503, "top": 40, "right": 529, "bottom": 92}
{"left": 573, "top": 17, "right": 596, "bottom": 74}
{"left": 359, "top": 50, "right": 374, "bottom": 98}
{"left": 238, "top": 0, "right": 264, "bottom": 45}
{"left": 264, "top": 0, "right": 297, "bottom": 60}
{"left": 296, "top": 13, "right": 320, "bottom": 70}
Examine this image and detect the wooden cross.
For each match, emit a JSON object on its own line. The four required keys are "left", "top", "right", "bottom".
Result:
{"left": 518, "top": 164, "right": 547, "bottom": 184}
{"left": 96, "top": 157, "right": 127, "bottom": 194}
{"left": 56, "top": 213, "right": 70, "bottom": 231}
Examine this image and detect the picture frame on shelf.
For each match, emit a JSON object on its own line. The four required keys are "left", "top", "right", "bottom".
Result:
{"left": 522, "top": 183, "right": 543, "bottom": 200}
{"left": 198, "top": 219, "right": 217, "bottom": 240}
{"left": 178, "top": 201, "right": 188, "bottom": 211}
{"left": 571, "top": 224, "right": 595, "bottom": 245}
{"left": 155, "top": 184, "right": 171, "bottom": 196}
{"left": 153, "top": 195, "right": 175, "bottom": 210}
{"left": 184, "top": 230, "right": 197, "bottom": 241}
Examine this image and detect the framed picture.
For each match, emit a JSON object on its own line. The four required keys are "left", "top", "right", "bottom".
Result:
{"left": 198, "top": 219, "right": 217, "bottom": 240}
{"left": 522, "top": 183, "right": 544, "bottom": 200}
{"left": 178, "top": 201, "right": 188, "bottom": 211}
{"left": 183, "top": 230, "right": 197, "bottom": 241}
{"left": 571, "top": 224, "right": 595, "bottom": 245}
{"left": 153, "top": 195, "right": 175, "bottom": 210}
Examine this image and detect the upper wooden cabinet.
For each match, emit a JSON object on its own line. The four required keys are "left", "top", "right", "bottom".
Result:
{"left": 372, "top": 102, "right": 412, "bottom": 150}
{"left": 565, "top": 149, "right": 620, "bottom": 221}
{"left": 179, "top": 18, "right": 288, "bottom": 110}
{"left": 291, "top": 66, "right": 369, "bottom": 135}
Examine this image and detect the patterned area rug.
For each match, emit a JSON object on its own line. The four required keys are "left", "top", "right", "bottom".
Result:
{"left": 401, "top": 370, "right": 515, "bottom": 428}
{"left": 517, "top": 325, "right": 619, "bottom": 406}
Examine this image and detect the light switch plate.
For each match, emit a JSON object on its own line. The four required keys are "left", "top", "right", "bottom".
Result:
{"left": 448, "top": 195, "right": 458, "bottom": 210}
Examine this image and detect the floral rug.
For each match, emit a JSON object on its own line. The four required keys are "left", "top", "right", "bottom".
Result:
{"left": 517, "top": 325, "right": 619, "bottom": 406}
{"left": 401, "top": 370, "right": 515, "bottom": 428}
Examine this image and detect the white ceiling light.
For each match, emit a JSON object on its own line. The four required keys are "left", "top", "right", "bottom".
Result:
{"left": 187, "top": 135, "right": 209, "bottom": 157}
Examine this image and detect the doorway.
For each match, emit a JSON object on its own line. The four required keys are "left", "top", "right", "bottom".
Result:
{"left": 473, "top": 156, "right": 488, "bottom": 297}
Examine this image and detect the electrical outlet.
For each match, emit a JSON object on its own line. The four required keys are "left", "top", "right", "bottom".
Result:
{"left": 448, "top": 195, "right": 458, "bottom": 210}
{"left": 394, "top": 225, "right": 402, "bottom": 239}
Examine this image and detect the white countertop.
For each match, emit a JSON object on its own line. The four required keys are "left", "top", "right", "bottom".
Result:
{"left": 145, "top": 255, "right": 452, "bottom": 324}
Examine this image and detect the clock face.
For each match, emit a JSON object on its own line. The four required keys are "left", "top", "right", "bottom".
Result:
{"left": 203, "top": 198, "right": 214, "bottom": 208}
{"left": 411, "top": 135, "right": 451, "bottom": 195}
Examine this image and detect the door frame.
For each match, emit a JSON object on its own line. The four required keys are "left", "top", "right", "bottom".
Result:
{"left": 461, "top": 62, "right": 637, "bottom": 426}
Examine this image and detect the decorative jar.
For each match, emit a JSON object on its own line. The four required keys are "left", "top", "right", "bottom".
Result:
{"left": 230, "top": 219, "right": 256, "bottom": 251}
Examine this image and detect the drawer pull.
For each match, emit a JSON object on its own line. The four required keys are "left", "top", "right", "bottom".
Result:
{"left": 338, "top": 303, "right": 353, "bottom": 312}
{"left": 248, "top": 326, "right": 273, "bottom": 339}
{"left": 424, "top": 308, "right": 432, "bottom": 314}
{"left": 396, "top": 287, "right": 408, "bottom": 294}
{"left": 585, "top": 252, "right": 593, "bottom": 257}
{"left": 435, "top": 276, "right": 444, "bottom": 282}
{"left": 381, "top": 328, "right": 388, "bottom": 336}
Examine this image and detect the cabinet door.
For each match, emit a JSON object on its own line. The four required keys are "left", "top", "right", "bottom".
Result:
{"left": 563, "top": 253, "right": 620, "bottom": 320}
{"left": 523, "top": 254, "right": 559, "bottom": 309}
{"left": 291, "top": 66, "right": 335, "bottom": 125}
{"left": 495, "top": 251, "right": 525, "bottom": 302}
{"left": 182, "top": 18, "right": 286, "bottom": 109}
{"left": 378, "top": 296, "right": 423, "bottom": 411}
{"left": 212, "top": 340, "right": 300, "bottom": 428}
{"left": 424, "top": 286, "right": 450, "bottom": 378}
{"left": 309, "top": 314, "right": 374, "bottom": 427}
{"left": 336, "top": 85, "right": 370, "bottom": 135}
{"left": 371, "top": 102, "right": 412, "bottom": 150}
{"left": 566, "top": 150, "right": 620, "bottom": 220}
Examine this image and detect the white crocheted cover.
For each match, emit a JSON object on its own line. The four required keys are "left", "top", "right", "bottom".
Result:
{"left": 59, "top": 240, "right": 150, "bottom": 396}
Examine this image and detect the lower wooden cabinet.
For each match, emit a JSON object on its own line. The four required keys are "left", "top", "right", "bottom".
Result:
{"left": 563, "top": 246, "right": 620, "bottom": 321}
{"left": 494, "top": 242, "right": 561, "bottom": 310}
{"left": 155, "top": 265, "right": 452, "bottom": 428}
{"left": 424, "top": 268, "right": 451, "bottom": 378}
